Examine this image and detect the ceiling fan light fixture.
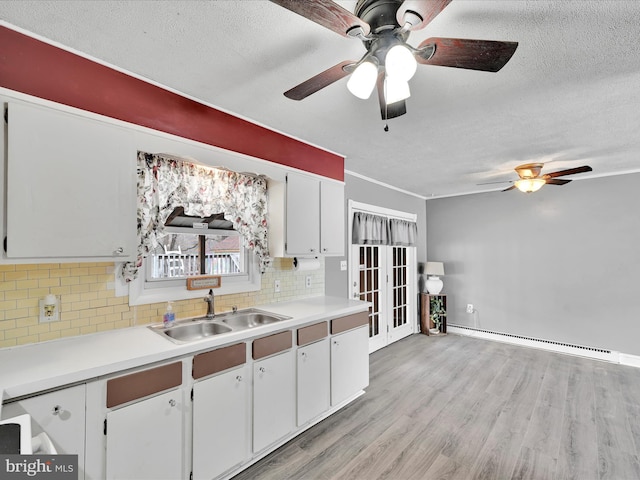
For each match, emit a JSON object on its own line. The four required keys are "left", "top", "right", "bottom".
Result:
{"left": 347, "top": 60, "right": 378, "bottom": 99}
{"left": 514, "top": 178, "right": 546, "bottom": 193}
{"left": 384, "top": 76, "right": 411, "bottom": 104}
{"left": 385, "top": 44, "right": 417, "bottom": 81}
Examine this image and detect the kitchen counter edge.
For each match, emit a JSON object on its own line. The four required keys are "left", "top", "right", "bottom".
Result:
{"left": 0, "top": 296, "right": 369, "bottom": 401}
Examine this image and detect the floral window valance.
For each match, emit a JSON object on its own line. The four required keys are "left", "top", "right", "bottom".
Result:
{"left": 351, "top": 211, "right": 417, "bottom": 246}
{"left": 121, "top": 152, "right": 271, "bottom": 281}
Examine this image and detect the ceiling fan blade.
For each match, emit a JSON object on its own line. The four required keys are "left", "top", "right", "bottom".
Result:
{"left": 502, "top": 185, "right": 517, "bottom": 192}
{"left": 544, "top": 165, "right": 593, "bottom": 179}
{"left": 270, "top": 0, "right": 370, "bottom": 37}
{"left": 416, "top": 37, "right": 518, "bottom": 72}
{"left": 396, "top": 0, "right": 453, "bottom": 31}
{"left": 376, "top": 73, "right": 407, "bottom": 119}
{"left": 546, "top": 178, "right": 572, "bottom": 186}
{"left": 284, "top": 60, "right": 356, "bottom": 100}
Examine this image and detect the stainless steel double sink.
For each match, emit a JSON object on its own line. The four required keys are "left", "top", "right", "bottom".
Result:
{"left": 148, "top": 308, "right": 291, "bottom": 344}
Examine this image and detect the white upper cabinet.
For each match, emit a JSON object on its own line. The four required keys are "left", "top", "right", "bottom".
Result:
{"left": 320, "top": 180, "right": 345, "bottom": 255}
{"left": 269, "top": 172, "right": 344, "bottom": 257}
{"left": 5, "top": 101, "right": 136, "bottom": 260}
{"left": 285, "top": 172, "right": 320, "bottom": 255}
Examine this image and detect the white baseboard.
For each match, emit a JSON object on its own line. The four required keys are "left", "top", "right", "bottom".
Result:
{"left": 447, "top": 324, "right": 628, "bottom": 364}
{"left": 619, "top": 353, "right": 640, "bottom": 368}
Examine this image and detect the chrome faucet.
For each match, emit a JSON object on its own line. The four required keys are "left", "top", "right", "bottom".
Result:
{"left": 204, "top": 289, "right": 215, "bottom": 318}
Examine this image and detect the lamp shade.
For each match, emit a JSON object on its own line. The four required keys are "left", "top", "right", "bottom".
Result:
{"left": 384, "top": 76, "right": 410, "bottom": 104}
{"left": 385, "top": 44, "right": 417, "bottom": 81}
{"left": 425, "top": 262, "right": 444, "bottom": 276}
{"left": 347, "top": 60, "right": 378, "bottom": 99}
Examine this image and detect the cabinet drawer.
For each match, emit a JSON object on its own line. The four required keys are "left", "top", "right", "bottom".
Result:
{"left": 330, "top": 312, "right": 369, "bottom": 335}
{"left": 297, "top": 322, "right": 328, "bottom": 346}
{"left": 253, "top": 331, "right": 292, "bottom": 360}
{"left": 106, "top": 362, "right": 182, "bottom": 408}
{"left": 193, "top": 342, "right": 246, "bottom": 380}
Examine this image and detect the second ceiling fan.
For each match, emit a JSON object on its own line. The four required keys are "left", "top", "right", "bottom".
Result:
{"left": 270, "top": 0, "right": 519, "bottom": 119}
{"left": 480, "top": 163, "right": 594, "bottom": 193}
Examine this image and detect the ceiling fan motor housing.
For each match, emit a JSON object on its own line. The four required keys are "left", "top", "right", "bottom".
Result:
{"left": 355, "top": 0, "right": 411, "bottom": 63}
{"left": 355, "top": 0, "right": 403, "bottom": 32}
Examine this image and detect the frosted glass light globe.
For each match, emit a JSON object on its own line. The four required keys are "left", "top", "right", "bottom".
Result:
{"left": 385, "top": 45, "right": 417, "bottom": 81}
{"left": 384, "top": 76, "right": 410, "bottom": 104}
{"left": 347, "top": 61, "right": 378, "bottom": 99}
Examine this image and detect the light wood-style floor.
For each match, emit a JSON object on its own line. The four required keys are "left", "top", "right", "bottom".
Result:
{"left": 232, "top": 333, "right": 640, "bottom": 480}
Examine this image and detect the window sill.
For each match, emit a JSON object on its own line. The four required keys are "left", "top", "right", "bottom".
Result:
{"left": 124, "top": 257, "right": 261, "bottom": 306}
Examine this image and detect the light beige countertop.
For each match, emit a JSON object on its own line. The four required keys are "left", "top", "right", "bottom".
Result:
{"left": 0, "top": 295, "right": 368, "bottom": 401}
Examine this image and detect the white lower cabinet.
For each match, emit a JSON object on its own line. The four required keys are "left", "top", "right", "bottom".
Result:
{"left": 1, "top": 384, "right": 86, "bottom": 478}
{"left": 297, "top": 338, "right": 330, "bottom": 426}
{"left": 253, "top": 350, "right": 295, "bottom": 453}
{"left": 192, "top": 365, "right": 249, "bottom": 480}
{"left": 331, "top": 325, "right": 370, "bottom": 406}
{"left": 105, "top": 389, "right": 183, "bottom": 480}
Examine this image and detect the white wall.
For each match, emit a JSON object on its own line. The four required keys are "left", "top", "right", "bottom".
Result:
{"left": 426, "top": 173, "right": 640, "bottom": 356}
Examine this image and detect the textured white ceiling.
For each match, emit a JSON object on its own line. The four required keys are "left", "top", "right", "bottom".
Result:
{"left": 1, "top": 0, "right": 639, "bottom": 197}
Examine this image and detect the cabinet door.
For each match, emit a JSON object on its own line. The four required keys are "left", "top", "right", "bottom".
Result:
{"left": 297, "top": 338, "right": 330, "bottom": 426}
{"left": 6, "top": 101, "right": 136, "bottom": 259}
{"left": 253, "top": 351, "right": 295, "bottom": 453}
{"left": 331, "top": 326, "right": 369, "bottom": 406}
{"left": 192, "top": 366, "right": 249, "bottom": 480}
{"left": 320, "top": 181, "right": 345, "bottom": 256}
{"left": 285, "top": 172, "right": 320, "bottom": 255}
{"left": 105, "top": 389, "right": 183, "bottom": 480}
{"left": 2, "top": 384, "right": 86, "bottom": 478}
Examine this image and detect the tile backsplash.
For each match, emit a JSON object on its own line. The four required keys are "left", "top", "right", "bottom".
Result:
{"left": 0, "top": 257, "right": 324, "bottom": 348}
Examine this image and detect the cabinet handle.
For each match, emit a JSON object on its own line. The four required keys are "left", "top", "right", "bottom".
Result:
{"left": 52, "top": 405, "right": 61, "bottom": 416}
{"left": 168, "top": 399, "right": 176, "bottom": 407}
{"left": 114, "top": 247, "right": 124, "bottom": 255}
{"left": 236, "top": 375, "right": 243, "bottom": 382}
{"left": 259, "top": 367, "right": 266, "bottom": 373}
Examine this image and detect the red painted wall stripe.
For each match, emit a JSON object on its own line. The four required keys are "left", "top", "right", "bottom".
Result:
{"left": 0, "top": 26, "right": 344, "bottom": 181}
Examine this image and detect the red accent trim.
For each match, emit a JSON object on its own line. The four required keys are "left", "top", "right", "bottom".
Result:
{"left": 0, "top": 26, "right": 344, "bottom": 180}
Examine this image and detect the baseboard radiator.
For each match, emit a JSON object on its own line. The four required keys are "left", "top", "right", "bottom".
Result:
{"left": 448, "top": 324, "right": 618, "bottom": 363}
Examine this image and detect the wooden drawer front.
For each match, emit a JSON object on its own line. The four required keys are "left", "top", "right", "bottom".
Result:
{"left": 297, "top": 321, "right": 328, "bottom": 346}
{"left": 252, "top": 331, "right": 292, "bottom": 360}
{"left": 107, "top": 361, "right": 182, "bottom": 408}
{"left": 331, "top": 311, "right": 369, "bottom": 335}
{"left": 193, "top": 342, "right": 246, "bottom": 380}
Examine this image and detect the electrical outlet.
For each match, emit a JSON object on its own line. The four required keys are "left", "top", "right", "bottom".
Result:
{"left": 305, "top": 275, "right": 312, "bottom": 288}
{"left": 466, "top": 304, "right": 474, "bottom": 314}
{"left": 274, "top": 280, "right": 281, "bottom": 293}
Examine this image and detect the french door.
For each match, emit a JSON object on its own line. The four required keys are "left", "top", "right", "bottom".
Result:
{"left": 351, "top": 243, "right": 416, "bottom": 353}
